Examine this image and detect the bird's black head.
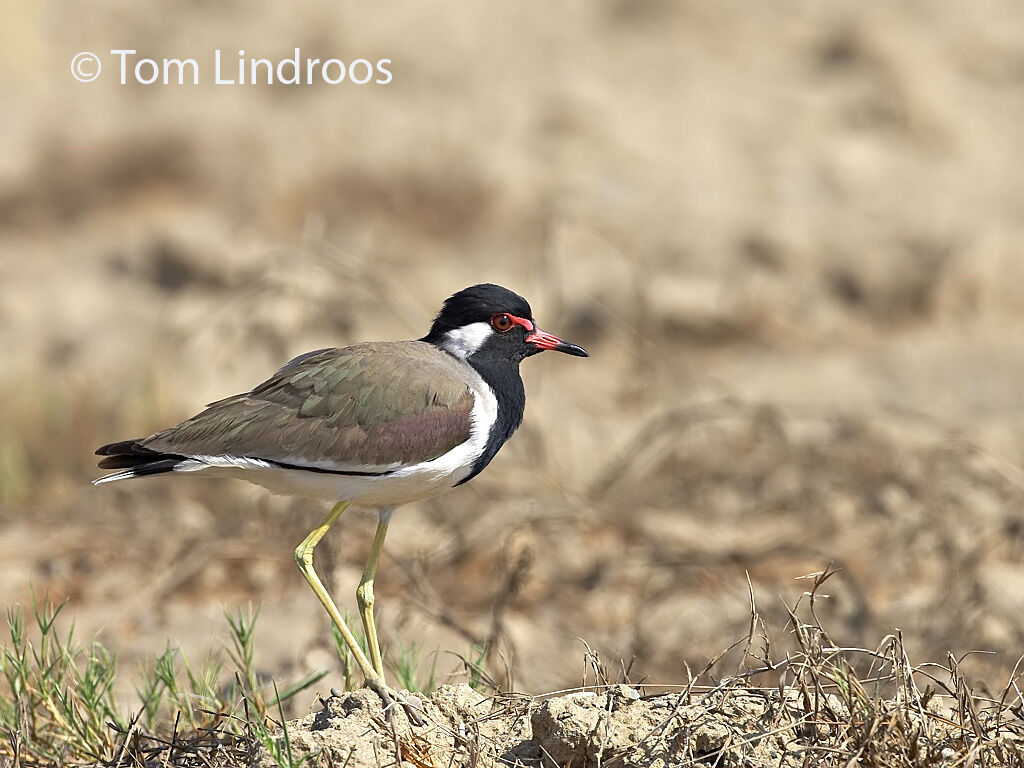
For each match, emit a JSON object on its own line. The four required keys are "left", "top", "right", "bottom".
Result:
{"left": 423, "top": 283, "right": 588, "bottom": 364}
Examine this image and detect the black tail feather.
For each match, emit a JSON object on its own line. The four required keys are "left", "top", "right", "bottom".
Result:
{"left": 97, "top": 453, "right": 161, "bottom": 470}
{"left": 96, "top": 438, "right": 150, "bottom": 457}
{"left": 94, "top": 438, "right": 189, "bottom": 480}
{"left": 121, "top": 458, "right": 188, "bottom": 477}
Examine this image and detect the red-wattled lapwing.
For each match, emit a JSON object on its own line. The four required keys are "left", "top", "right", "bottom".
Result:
{"left": 93, "top": 283, "right": 587, "bottom": 719}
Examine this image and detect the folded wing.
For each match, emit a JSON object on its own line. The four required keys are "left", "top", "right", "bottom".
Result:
{"left": 97, "top": 342, "right": 477, "bottom": 480}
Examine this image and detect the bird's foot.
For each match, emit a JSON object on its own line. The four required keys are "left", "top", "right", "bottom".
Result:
{"left": 363, "top": 677, "right": 426, "bottom": 726}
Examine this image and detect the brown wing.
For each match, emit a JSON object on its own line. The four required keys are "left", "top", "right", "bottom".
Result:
{"left": 141, "top": 342, "right": 476, "bottom": 471}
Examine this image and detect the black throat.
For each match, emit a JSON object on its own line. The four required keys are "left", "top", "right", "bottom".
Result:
{"left": 456, "top": 354, "right": 526, "bottom": 485}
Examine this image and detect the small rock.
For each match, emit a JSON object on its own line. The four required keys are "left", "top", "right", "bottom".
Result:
{"left": 608, "top": 683, "right": 642, "bottom": 702}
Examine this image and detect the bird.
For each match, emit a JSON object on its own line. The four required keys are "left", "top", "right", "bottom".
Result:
{"left": 93, "top": 283, "right": 588, "bottom": 719}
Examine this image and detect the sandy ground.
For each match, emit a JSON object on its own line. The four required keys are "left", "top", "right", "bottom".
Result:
{"left": 2, "top": 0, "right": 1024, "bottom": 723}
{"left": 245, "top": 680, "right": 1016, "bottom": 768}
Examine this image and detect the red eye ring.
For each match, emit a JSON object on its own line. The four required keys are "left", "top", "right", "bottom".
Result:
{"left": 490, "top": 313, "right": 514, "bottom": 332}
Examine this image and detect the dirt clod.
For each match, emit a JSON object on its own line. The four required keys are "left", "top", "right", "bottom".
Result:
{"left": 531, "top": 692, "right": 606, "bottom": 766}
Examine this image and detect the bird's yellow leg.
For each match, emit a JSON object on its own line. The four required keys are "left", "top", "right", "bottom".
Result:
{"left": 294, "top": 503, "right": 422, "bottom": 724}
{"left": 356, "top": 519, "right": 389, "bottom": 678}
{"left": 296, "top": 505, "right": 387, "bottom": 692}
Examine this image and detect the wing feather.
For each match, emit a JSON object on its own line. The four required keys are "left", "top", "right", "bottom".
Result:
{"left": 142, "top": 342, "right": 476, "bottom": 472}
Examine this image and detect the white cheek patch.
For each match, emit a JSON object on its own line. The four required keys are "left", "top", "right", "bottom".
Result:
{"left": 440, "top": 322, "right": 493, "bottom": 359}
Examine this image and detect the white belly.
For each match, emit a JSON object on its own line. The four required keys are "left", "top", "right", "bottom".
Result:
{"left": 229, "top": 454, "right": 471, "bottom": 506}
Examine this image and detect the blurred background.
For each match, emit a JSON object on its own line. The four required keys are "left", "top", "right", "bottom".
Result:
{"left": 2, "top": 0, "right": 1024, "bottom": 710}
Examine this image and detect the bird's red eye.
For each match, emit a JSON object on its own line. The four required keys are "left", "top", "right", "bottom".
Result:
{"left": 490, "top": 313, "right": 513, "bottom": 332}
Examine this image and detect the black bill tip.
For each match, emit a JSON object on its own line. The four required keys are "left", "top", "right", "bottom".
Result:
{"left": 557, "top": 341, "right": 589, "bottom": 357}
